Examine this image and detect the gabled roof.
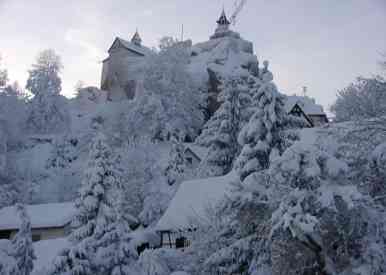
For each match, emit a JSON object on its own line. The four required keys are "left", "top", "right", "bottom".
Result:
{"left": 108, "top": 37, "right": 153, "bottom": 56}
{"left": 156, "top": 172, "right": 238, "bottom": 231}
{"left": 183, "top": 143, "right": 209, "bottom": 161}
{"left": 0, "top": 202, "right": 76, "bottom": 230}
{"left": 291, "top": 103, "right": 314, "bottom": 127}
{"left": 285, "top": 95, "right": 326, "bottom": 116}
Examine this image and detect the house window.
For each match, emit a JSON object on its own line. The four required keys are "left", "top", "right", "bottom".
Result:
{"left": 186, "top": 157, "right": 193, "bottom": 164}
{"left": 32, "top": 234, "right": 41, "bottom": 242}
{"left": 0, "top": 230, "right": 12, "bottom": 239}
{"left": 175, "top": 237, "right": 189, "bottom": 249}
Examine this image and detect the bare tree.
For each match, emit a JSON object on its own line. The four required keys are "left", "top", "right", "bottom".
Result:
{"left": 0, "top": 54, "right": 8, "bottom": 88}
{"left": 380, "top": 52, "right": 386, "bottom": 71}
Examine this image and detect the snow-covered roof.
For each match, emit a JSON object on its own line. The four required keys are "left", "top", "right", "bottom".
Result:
{"left": 108, "top": 37, "right": 153, "bottom": 56}
{"left": 0, "top": 202, "right": 76, "bottom": 230}
{"left": 156, "top": 172, "right": 238, "bottom": 231}
{"left": 184, "top": 144, "right": 209, "bottom": 161}
{"left": 285, "top": 95, "right": 326, "bottom": 116}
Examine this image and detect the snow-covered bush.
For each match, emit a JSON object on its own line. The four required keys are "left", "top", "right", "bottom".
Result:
{"left": 331, "top": 76, "right": 386, "bottom": 122}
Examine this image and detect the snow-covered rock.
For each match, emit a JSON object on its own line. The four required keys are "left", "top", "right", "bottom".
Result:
{"left": 189, "top": 36, "right": 257, "bottom": 87}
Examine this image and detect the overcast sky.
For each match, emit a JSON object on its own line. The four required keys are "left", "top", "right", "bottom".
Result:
{"left": 1, "top": 0, "right": 385, "bottom": 112}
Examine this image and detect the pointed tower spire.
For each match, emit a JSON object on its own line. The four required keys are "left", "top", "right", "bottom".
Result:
{"left": 217, "top": 8, "right": 231, "bottom": 26}
{"left": 210, "top": 8, "right": 232, "bottom": 39}
{"left": 131, "top": 29, "right": 142, "bottom": 46}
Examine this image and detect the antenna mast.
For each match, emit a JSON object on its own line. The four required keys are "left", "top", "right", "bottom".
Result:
{"left": 230, "top": 0, "right": 248, "bottom": 26}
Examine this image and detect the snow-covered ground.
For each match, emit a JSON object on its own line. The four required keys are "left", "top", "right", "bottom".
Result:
{"left": 32, "top": 238, "right": 69, "bottom": 275}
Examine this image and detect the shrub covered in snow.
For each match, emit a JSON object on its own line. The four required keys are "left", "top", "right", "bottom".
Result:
{"left": 331, "top": 76, "right": 386, "bottom": 122}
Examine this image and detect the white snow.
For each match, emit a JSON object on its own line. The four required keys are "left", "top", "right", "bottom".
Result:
{"left": 156, "top": 171, "right": 238, "bottom": 231}
{"left": 129, "top": 228, "right": 161, "bottom": 248}
{"left": 0, "top": 202, "right": 75, "bottom": 230}
{"left": 32, "top": 238, "right": 69, "bottom": 274}
{"left": 188, "top": 36, "right": 257, "bottom": 86}
{"left": 299, "top": 127, "right": 318, "bottom": 145}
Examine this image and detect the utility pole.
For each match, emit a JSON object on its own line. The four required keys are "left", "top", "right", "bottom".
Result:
{"left": 181, "top": 24, "right": 184, "bottom": 42}
{"left": 302, "top": 86, "right": 308, "bottom": 97}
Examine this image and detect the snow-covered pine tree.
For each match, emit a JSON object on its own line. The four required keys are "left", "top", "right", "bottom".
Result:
{"left": 48, "top": 133, "right": 121, "bottom": 275}
{"left": 25, "top": 49, "right": 70, "bottom": 134}
{"left": 235, "top": 71, "right": 297, "bottom": 182}
{"left": 266, "top": 143, "right": 385, "bottom": 275}
{"left": 164, "top": 138, "right": 186, "bottom": 186}
{"left": 198, "top": 78, "right": 253, "bottom": 177}
{"left": 93, "top": 185, "right": 143, "bottom": 275}
{"left": 11, "top": 204, "right": 36, "bottom": 275}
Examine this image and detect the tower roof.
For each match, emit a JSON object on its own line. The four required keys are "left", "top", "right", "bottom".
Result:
{"left": 131, "top": 30, "right": 142, "bottom": 46}
{"left": 216, "top": 9, "right": 231, "bottom": 25}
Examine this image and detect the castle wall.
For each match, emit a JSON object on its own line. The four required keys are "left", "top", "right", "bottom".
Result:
{"left": 101, "top": 47, "right": 145, "bottom": 100}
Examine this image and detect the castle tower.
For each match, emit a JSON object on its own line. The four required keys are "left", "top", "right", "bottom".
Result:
{"left": 215, "top": 9, "right": 231, "bottom": 34}
{"left": 131, "top": 29, "right": 142, "bottom": 46}
{"left": 210, "top": 9, "right": 239, "bottom": 40}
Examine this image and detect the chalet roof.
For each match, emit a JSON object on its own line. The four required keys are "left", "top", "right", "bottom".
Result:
{"left": 156, "top": 172, "right": 238, "bottom": 231}
{"left": 285, "top": 95, "right": 326, "bottom": 116}
{"left": 183, "top": 143, "right": 209, "bottom": 161}
{"left": 108, "top": 37, "right": 153, "bottom": 56}
{"left": 0, "top": 202, "right": 76, "bottom": 231}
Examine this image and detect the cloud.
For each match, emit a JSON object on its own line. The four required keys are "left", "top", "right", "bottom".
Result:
{"left": 64, "top": 29, "right": 104, "bottom": 62}
{"left": 143, "top": 9, "right": 153, "bottom": 16}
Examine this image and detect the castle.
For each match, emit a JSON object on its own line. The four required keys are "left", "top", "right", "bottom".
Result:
{"left": 100, "top": 9, "right": 255, "bottom": 102}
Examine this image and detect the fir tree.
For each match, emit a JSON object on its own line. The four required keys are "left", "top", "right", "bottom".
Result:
{"left": 199, "top": 78, "right": 253, "bottom": 176}
{"left": 25, "top": 49, "right": 70, "bottom": 134}
{"left": 235, "top": 73, "right": 296, "bottom": 182}
{"left": 11, "top": 204, "right": 36, "bottom": 275}
{"left": 164, "top": 138, "right": 186, "bottom": 186}
{"left": 48, "top": 133, "right": 121, "bottom": 275}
